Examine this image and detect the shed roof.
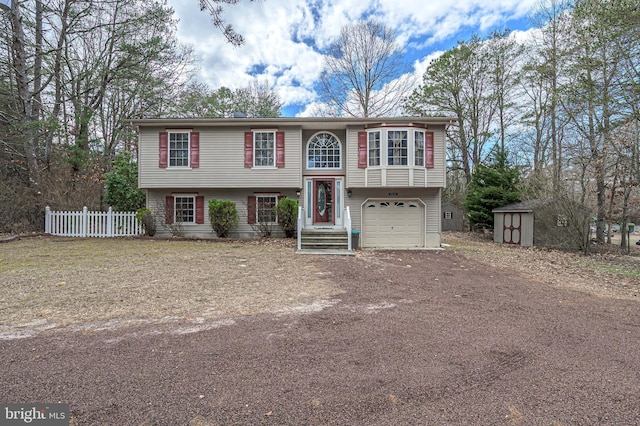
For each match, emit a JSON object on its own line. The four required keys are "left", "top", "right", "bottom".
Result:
{"left": 492, "top": 200, "right": 542, "bottom": 213}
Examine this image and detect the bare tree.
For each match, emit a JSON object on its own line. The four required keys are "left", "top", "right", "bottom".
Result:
{"left": 318, "top": 20, "right": 415, "bottom": 118}
{"left": 405, "top": 36, "right": 499, "bottom": 184}
{"left": 199, "top": 0, "right": 258, "bottom": 47}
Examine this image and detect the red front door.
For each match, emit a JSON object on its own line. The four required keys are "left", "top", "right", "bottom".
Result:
{"left": 313, "top": 179, "right": 334, "bottom": 224}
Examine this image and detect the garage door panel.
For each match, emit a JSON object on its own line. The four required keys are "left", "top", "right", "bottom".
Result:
{"left": 362, "top": 199, "right": 424, "bottom": 248}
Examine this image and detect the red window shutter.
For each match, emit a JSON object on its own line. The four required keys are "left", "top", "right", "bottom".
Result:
{"left": 247, "top": 195, "right": 256, "bottom": 224}
{"left": 190, "top": 132, "right": 200, "bottom": 168}
{"left": 159, "top": 132, "right": 168, "bottom": 168}
{"left": 165, "top": 195, "right": 174, "bottom": 224}
{"left": 425, "top": 132, "right": 435, "bottom": 168}
{"left": 358, "top": 132, "right": 367, "bottom": 168}
{"left": 244, "top": 132, "right": 253, "bottom": 168}
{"left": 276, "top": 131, "right": 285, "bottom": 168}
{"left": 195, "top": 196, "right": 205, "bottom": 224}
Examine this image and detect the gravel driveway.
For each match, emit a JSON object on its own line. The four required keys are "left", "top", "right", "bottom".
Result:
{"left": 1, "top": 236, "right": 639, "bottom": 425}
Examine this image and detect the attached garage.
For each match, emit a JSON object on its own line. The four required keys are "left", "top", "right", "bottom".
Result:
{"left": 361, "top": 199, "right": 425, "bottom": 248}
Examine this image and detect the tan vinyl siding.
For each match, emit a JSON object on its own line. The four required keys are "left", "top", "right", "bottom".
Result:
{"left": 413, "top": 169, "right": 426, "bottom": 186}
{"left": 386, "top": 169, "right": 410, "bottom": 186}
{"left": 345, "top": 127, "right": 363, "bottom": 187}
{"left": 147, "top": 189, "right": 298, "bottom": 238}
{"left": 139, "top": 127, "right": 302, "bottom": 189}
{"left": 367, "top": 169, "right": 382, "bottom": 186}
{"left": 429, "top": 128, "right": 446, "bottom": 187}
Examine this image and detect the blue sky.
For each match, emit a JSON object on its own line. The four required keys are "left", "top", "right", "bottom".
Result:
{"left": 166, "top": 0, "right": 541, "bottom": 117}
{"left": 3, "top": 0, "right": 540, "bottom": 117}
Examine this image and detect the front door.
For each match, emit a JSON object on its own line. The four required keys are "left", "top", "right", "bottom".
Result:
{"left": 503, "top": 213, "right": 521, "bottom": 244}
{"left": 313, "top": 179, "right": 334, "bottom": 224}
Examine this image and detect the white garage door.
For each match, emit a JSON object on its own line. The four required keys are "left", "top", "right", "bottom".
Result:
{"left": 362, "top": 200, "right": 424, "bottom": 248}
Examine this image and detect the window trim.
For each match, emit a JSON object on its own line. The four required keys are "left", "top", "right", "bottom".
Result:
{"left": 173, "top": 194, "right": 196, "bottom": 224}
{"left": 253, "top": 130, "right": 276, "bottom": 168}
{"left": 307, "top": 132, "right": 342, "bottom": 169}
{"left": 255, "top": 193, "right": 279, "bottom": 224}
{"left": 368, "top": 131, "right": 381, "bottom": 167}
{"left": 167, "top": 129, "right": 191, "bottom": 168}
{"left": 386, "top": 129, "right": 408, "bottom": 166}
{"left": 414, "top": 130, "right": 425, "bottom": 167}
{"left": 363, "top": 127, "right": 432, "bottom": 169}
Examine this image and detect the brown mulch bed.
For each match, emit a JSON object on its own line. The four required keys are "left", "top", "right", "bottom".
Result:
{"left": 1, "top": 234, "right": 639, "bottom": 425}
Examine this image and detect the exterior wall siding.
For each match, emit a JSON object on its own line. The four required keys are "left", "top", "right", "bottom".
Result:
{"left": 134, "top": 117, "right": 451, "bottom": 247}
{"left": 494, "top": 213, "right": 504, "bottom": 243}
{"left": 147, "top": 188, "right": 299, "bottom": 239}
{"left": 521, "top": 213, "right": 535, "bottom": 247}
{"left": 139, "top": 126, "right": 302, "bottom": 189}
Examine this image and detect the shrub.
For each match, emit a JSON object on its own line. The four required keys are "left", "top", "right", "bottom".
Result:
{"left": 276, "top": 197, "right": 298, "bottom": 238}
{"left": 135, "top": 207, "right": 156, "bottom": 236}
{"left": 104, "top": 152, "right": 145, "bottom": 211}
{"left": 208, "top": 199, "right": 238, "bottom": 237}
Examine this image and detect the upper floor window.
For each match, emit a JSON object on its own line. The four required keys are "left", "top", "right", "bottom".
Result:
{"left": 169, "top": 132, "right": 190, "bottom": 167}
{"left": 307, "top": 133, "right": 341, "bottom": 168}
{"left": 244, "top": 130, "right": 285, "bottom": 168}
{"left": 358, "top": 128, "right": 433, "bottom": 169}
{"left": 368, "top": 131, "right": 381, "bottom": 166}
{"left": 254, "top": 131, "right": 275, "bottom": 167}
{"left": 414, "top": 130, "right": 425, "bottom": 166}
{"left": 387, "top": 130, "right": 408, "bottom": 166}
{"left": 159, "top": 130, "right": 199, "bottom": 169}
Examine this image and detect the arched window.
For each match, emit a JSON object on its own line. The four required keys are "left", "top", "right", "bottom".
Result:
{"left": 307, "top": 133, "right": 341, "bottom": 168}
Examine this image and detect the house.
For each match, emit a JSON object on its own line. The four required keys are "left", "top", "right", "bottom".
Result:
{"left": 441, "top": 202, "right": 466, "bottom": 232}
{"left": 493, "top": 200, "right": 590, "bottom": 250}
{"left": 130, "top": 117, "right": 452, "bottom": 250}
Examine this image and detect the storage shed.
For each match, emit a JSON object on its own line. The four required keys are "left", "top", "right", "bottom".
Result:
{"left": 493, "top": 201, "right": 536, "bottom": 246}
{"left": 493, "top": 200, "right": 590, "bottom": 250}
{"left": 441, "top": 202, "right": 466, "bottom": 231}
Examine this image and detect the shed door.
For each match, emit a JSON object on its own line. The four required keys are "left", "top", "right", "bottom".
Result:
{"left": 503, "top": 213, "right": 521, "bottom": 245}
{"left": 362, "top": 200, "right": 424, "bottom": 248}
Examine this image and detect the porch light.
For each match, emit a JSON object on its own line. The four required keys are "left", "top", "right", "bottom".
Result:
{"left": 296, "top": 188, "right": 301, "bottom": 197}
{"left": 347, "top": 189, "right": 352, "bottom": 198}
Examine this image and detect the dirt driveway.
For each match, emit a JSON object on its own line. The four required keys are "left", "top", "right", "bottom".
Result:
{"left": 1, "top": 235, "right": 639, "bottom": 425}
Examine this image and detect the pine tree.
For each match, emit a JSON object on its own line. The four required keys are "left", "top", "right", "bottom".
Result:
{"left": 463, "top": 150, "right": 520, "bottom": 229}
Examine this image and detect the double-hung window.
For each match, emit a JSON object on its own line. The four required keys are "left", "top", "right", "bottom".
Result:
{"left": 414, "top": 130, "right": 425, "bottom": 166}
{"left": 169, "top": 131, "right": 190, "bottom": 167}
{"left": 174, "top": 196, "right": 195, "bottom": 223}
{"left": 359, "top": 128, "right": 433, "bottom": 169}
{"left": 159, "top": 130, "right": 199, "bottom": 169}
{"left": 387, "top": 130, "right": 408, "bottom": 166}
{"left": 254, "top": 131, "right": 275, "bottom": 167}
{"left": 257, "top": 195, "right": 278, "bottom": 223}
{"left": 368, "top": 131, "right": 381, "bottom": 166}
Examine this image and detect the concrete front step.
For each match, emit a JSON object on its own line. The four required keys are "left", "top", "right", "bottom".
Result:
{"left": 300, "top": 229, "right": 349, "bottom": 251}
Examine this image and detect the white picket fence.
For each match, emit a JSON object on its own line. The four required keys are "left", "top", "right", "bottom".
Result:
{"left": 44, "top": 206, "right": 144, "bottom": 237}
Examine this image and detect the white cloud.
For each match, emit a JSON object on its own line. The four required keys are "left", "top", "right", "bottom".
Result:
{"left": 166, "top": 0, "right": 542, "bottom": 116}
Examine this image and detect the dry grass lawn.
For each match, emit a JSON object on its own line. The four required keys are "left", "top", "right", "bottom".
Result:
{"left": 2, "top": 234, "right": 638, "bottom": 339}
{"left": 0, "top": 237, "right": 341, "bottom": 338}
